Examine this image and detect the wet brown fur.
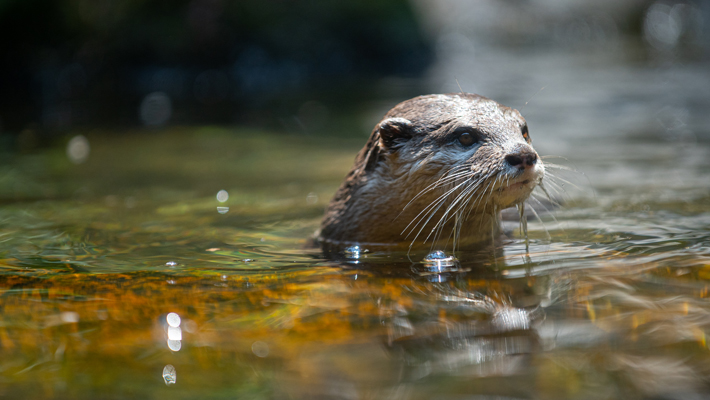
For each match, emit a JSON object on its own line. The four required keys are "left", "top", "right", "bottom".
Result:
{"left": 319, "top": 93, "right": 543, "bottom": 251}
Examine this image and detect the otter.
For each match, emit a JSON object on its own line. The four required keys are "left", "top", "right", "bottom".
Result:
{"left": 319, "top": 93, "right": 544, "bottom": 253}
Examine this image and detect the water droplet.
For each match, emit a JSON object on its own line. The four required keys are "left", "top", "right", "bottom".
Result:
{"left": 243, "top": 259, "right": 255, "bottom": 262}
{"left": 216, "top": 190, "right": 229, "bottom": 203}
{"left": 216, "top": 206, "right": 229, "bottom": 214}
{"left": 162, "top": 364, "right": 177, "bottom": 385}
{"left": 251, "top": 341, "right": 269, "bottom": 357}
{"left": 517, "top": 203, "right": 529, "bottom": 254}
{"left": 166, "top": 312, "right": 181, "bottom": 327}
{"left": 165, "top": 261, "right": 178, "bottom": 267}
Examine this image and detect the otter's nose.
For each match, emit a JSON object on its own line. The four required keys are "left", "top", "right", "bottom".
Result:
{"left": 505, "top": 147, "right": 537, "bottom": 169}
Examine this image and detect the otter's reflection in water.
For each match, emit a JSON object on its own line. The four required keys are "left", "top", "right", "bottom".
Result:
{"left": 270, "top": 253, "right": 552, "bottom": 399}
{"left": 383, "top": 285, "right": 540, "bottom": 381}
{"left": 1, "top": 249, "right": 708, "bottom": 398}
{"left": 259, "top": 249, "right": 709, "bottom": 399}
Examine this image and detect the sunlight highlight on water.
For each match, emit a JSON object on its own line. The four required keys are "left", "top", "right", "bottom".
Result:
{"left": 216, "top": 190, "right": 229, "bottom": 202}
{"left": 162, "top": 365, "right": 177, "bottom": 385}
{"left": 0, "top": 123, "right": 708, "bottom": 398}
{"left": 166, "top": 313, "right": 181, "bottom": 327}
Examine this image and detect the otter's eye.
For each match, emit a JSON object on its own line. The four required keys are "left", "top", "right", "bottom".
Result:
{"left": 521, "top": 125, "right": 530, "bottom": 142}
{"left": 458, "top": 132, "right": 476, "bottom": 146}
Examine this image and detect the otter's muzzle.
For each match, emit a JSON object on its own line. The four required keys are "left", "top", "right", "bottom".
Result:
{"left": 505, "top": 145, "right": 538, "bottom": 170}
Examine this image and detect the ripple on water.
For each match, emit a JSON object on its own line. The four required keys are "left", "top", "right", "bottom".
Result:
{"left": 0, "top": 129, "right": 709, "bottom": 399}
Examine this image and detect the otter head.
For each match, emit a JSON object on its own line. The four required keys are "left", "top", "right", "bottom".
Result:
{"left": 321, "top": 93, "right": 545, "bottom": 250}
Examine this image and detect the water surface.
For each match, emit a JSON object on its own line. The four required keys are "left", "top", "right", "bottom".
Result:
{"left": 1, "top": 115, "right": 709, "bottom": 399}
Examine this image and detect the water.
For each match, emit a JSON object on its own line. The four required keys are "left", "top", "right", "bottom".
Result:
{"left": 2, "top": 51, "right": 710, "bottom": 400}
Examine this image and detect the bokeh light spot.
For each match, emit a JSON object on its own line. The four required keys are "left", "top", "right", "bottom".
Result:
{"left": 66, "top": 135, "right": 90, "bottom": 164}
{"left": 216, "top": 190, "right": 229, "bottom": 202}
{"left": 140, "top": 92, "right": 172, "bottom": 126}
{"left": 166, "top": 312, "right": 181, "bottom": 327}
{"left": 251, "top": 341, "right": 269, "bottom": 357}
{"left": 162, "top": 364, "right": 176, "bottom": 385}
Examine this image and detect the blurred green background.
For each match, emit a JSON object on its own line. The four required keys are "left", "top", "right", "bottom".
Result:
{"left": 0, "top": 0, "right": 433, "bottom": 133}
{"left": 2, "top": 0, "right": 708, "bottom": 138}
{"left": 1, "top": 3, "right": 710, "bottom": 399}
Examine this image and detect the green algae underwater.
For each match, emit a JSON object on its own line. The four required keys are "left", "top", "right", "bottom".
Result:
{"left": 1, "top": 127, "right": 709, "bottom": 399}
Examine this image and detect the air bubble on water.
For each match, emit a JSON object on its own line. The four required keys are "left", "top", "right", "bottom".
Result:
{"left": 166, "top": 312, "right": 181, "bottom": 327}
{"left": 424, "top": 250, "right": 449, "bottom": 261}
{"left": 344, "top": 245, "right": 364, "bottom": 258}
{"left": 420, "top": 250, "right": 459, "bottom": 272}
{"left": 216, "top": 190, "right": 229, "bottom": 202}
{"left": 217, "top": 206, "right": 229, "bottom": 214}
{"left": 423, "top": 250, "right": 457, "bottom": 265}
{"left": 162, "top": 364, "right": 176, "bottom": 385}
{"left": 165, "top": 261, "right": 178, "bottom": 267}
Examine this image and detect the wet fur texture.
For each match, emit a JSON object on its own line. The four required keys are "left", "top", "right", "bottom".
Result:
{"left": 320, "top": 93, "right": 544, "bottom": 252}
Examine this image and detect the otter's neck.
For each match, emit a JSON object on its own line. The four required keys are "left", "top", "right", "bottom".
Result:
{"left": 321, "top": 162, "right": 503, "bottom": 251}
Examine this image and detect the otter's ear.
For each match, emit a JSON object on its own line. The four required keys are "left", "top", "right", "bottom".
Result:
{"left": 378, "top": 117, "right": 413, "bottom": 150}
